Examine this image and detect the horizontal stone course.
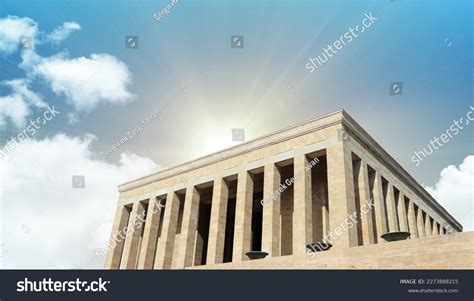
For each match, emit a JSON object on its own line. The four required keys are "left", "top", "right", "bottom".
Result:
{"left": 189, "top": 232, "right": 474, "bottom": 269}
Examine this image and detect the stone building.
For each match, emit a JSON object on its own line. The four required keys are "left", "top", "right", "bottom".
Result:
{"left": 104, "top": 110, "right": 471, "bottom": 270}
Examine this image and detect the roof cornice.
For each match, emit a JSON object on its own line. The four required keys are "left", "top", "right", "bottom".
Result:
{"left": 118, "top": 110, "right": 344, "bottom": 192}
{"left": 340, "top": 110, "right": 462, "bottom": 231}
{"left": 117, "top": 109, "right": 462, "bottom": 231}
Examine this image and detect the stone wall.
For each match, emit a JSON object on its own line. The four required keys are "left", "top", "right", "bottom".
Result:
{"left": 190, "top": 231, "right": 474, "bottom": 269}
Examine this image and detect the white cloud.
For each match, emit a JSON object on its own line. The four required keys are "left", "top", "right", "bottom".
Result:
{"left": 0, "top": 16, "right": 38, "bottom": 55}
{"left": 44, "top": 22, "right": 81, "bottom": 45}
{"left": 0, "top": 17, "right": 80, "bottom": 54}
{"left": 0, "top": 15, "right": 134, "bottom": 125}
{"left": 425, "top": 155, "right": 474, "bottom": 232}
{"left": 0, "top": 134, "right": 160, "bottom": 268}
{"left": 28, "top": 53, "right": 135, "bottom": 113}
{"left": 0, "top": 79, "right": 46, "bottom": 128}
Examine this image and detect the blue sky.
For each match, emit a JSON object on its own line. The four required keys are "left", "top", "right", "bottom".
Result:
{"left": 1, "top": 0, "right": 472, "bottom": 183}
{"left": 0, "top": 0, "right": 472, "bottom": 267}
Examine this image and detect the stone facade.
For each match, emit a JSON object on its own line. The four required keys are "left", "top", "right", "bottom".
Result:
{"left": 192, "top": 232, "right": 474, "bottom": 269}
{"left": 104, "top": 110, "right": 465, "bottom": 269}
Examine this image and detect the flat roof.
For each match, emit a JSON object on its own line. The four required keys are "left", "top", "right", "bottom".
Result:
{"left": 118, "top": 109, "right": 462, "bottom": 231}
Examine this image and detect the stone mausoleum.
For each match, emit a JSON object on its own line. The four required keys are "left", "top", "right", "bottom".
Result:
{"left": 105, "top": 110, "right": 473, "bottom": 269}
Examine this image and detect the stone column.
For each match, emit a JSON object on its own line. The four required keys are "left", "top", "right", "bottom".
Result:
{"left": 175, "top": 186, "right": 200, "bottom": 268}
{"left": 432, "top": 221, "right": 439, "bottom": 235}
{"left": 372, "top": 172, "right": 388, "bottom": 243}
{"left": 407, "top": 200, "right": 419, "bottom": 239}
{"left": 104, "top": 204, "right": 132, "bottom": 269}
{"left": 154, "top": 191, "right": 180, "bottom": 269}
{"left": 385, "top": 184, "right": 399, "bottom": 232}
{"left": 357, "top": 160, "right": 375, "bottom": 245}
{"left": 120, "top": 201, "right": 146, "bottom": 269}
{"left": 193, "top": 230, "right": 204, "bottom": 265}
{"left": 322, "top": 198, "right": 330, "bottom": 240}
{"left": 326, "top": 139, "right": 358, "bottom": 248}
{"left": 397, "top": 193, "right": 409, "bottom": 232}
{"left": 262, "top": 163, "right": 281, "bottom": 256}
{"left": 207, "top": 178, "right": 229, "bottom": 264}
{"left": 417, "top": 207, "right": 426, "bottom": 237}
{"left": 137, "top": 198, "right": 164, "bottom": 269}
{"left": 424, "top": 214, "right": 432, "bottom": 237}
{"left": 293, "top": 155, "right": 313, "bottom": 254}
{"left": 233, "top": 171, "right": 254, "bottom": 261}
